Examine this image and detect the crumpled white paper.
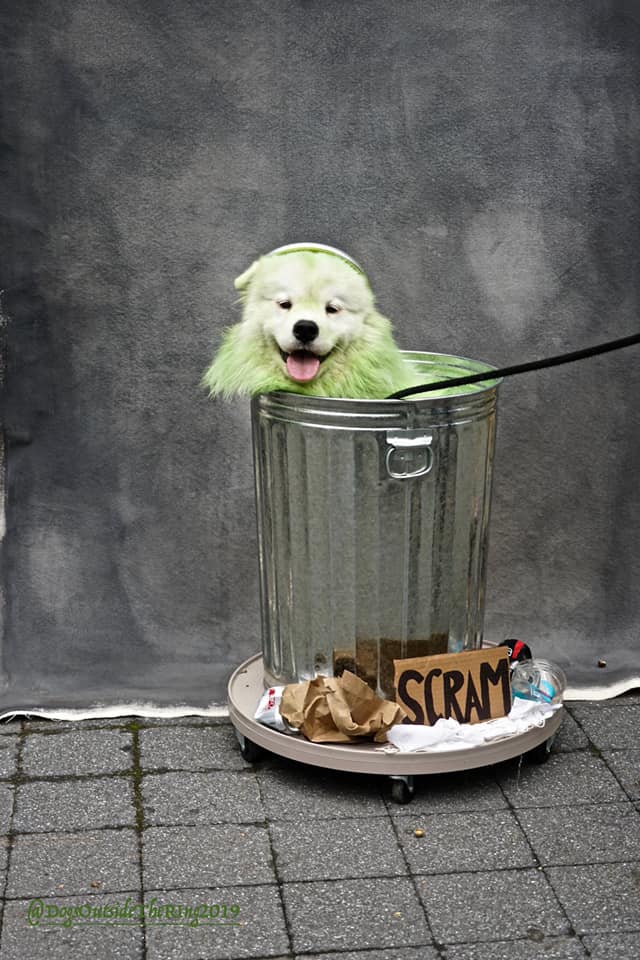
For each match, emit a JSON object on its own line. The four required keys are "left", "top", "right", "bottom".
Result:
{"left": 383, "top": 697, "right": 562, "bottom": 753}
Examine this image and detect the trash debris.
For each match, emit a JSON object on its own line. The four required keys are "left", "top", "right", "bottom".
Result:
{"left": 280, "top": 671, "right": 406, "bottom": 743}
{"left": 511, "top": 659, "right": 566, "bottom": 705}
{"left": 499, "top": 638, "right": 533, "bottom": 664}
{"left": 254, "top": 685, "right": 298, "bottom": 734}
{"left": 383, "top": 697, "right": 561, "bottom": 753}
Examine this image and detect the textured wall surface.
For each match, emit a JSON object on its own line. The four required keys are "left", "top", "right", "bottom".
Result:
{"left": 1, "top": 0, "right": 639, "bottom": 712}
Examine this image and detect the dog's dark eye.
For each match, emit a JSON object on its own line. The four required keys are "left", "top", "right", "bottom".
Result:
{"left": 277, "top": 299, "right": 292, "bottom": 310}
{"left": 326, "top": 303, "right": 342, "bottom": 315}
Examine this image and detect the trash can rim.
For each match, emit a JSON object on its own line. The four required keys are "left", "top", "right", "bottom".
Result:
{"left": 263, "top": 349, "right": 502, "bottom": 406}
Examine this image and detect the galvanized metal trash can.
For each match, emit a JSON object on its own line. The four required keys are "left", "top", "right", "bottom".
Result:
{"left": 252, "top": 351, "right": 501, "bottom": 699}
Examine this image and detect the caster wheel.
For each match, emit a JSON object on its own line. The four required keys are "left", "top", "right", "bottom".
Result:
{"left": 235, "top": 732, "right": 265, "bottom": 763}
{"left": 523, "top": 736, "right": 555, "bottom": 765}
{"left": 389, "top": 777, "right": 415, "bottom": 805}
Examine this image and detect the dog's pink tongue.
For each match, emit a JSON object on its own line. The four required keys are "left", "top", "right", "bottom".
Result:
{"left": 286, "top": 351, "right": 321, "bottom": 383}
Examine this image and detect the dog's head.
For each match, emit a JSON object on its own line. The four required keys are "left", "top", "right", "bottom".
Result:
{"left": 234, "top": 248, "right": 375, "bottom": 387}
{"left": 204, "top": 244, "right": 411, "bottom": 399}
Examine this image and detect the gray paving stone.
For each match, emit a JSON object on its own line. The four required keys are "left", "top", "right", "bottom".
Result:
{"left": 444, "top": 936, "right": 588, "bottom": 959}
{"left": 617, "top": 690, "right": 640, "bottom": 703}
{"left": 143, "top": 823, "right": 275, "bottom": 888}
{"left": 0, "top": 782, "right": 14, "bottom": 833}
{"left": 1, "top": 894, "right": 143, "bottom": 960}
{"left": 518, "top": 801, "right": 640, "bottom": 866}
{"left": 497, "top": 751, "right": 627, "bottom": 807}
{"left": 139, "top": 725, "right": 251, "bottom": 772}
{"left": 389, "top": 770, "right": 508, "bottom": 817}
{"left": 551, "top": 712, "right": 589, "bottom": 752}
{"left": 23, "top": 718, "right": 134, "bottom": 732}
{"left": 23, "top": 716, "right": 228, "bottom": 732}
{"left": 295, "top": 949, "right": 438, "bottom": 960}
{"left": 256, "top": 762, "right": 387, "bottom": 822}
{"left": 270, "top": 816, "right": 405, "bottom": 882}
{"left": 0, "top": 834, "right": 10, "bottom": 879}
{"left": 582, "top": 931, "right": 640, "bottom": 959}
{"left": 418, "top": 868, "right": 570, "bottom": 943}
{"left": 13, "top": 777, "right": 136, "bottom": 833}
{"left": 0, "top": 718, "right": 22, "bottom": 734}
{"left": 546, "top": 862, "right": 640, "bottom": 935}
{"left": 602, "top": 749, "right": 640, "bottom": 800}
{"left": 7, "top": 828, "right": 140, "bottom": 899}
{"left": 139, "top": 716, "right": 231, "bottom": 727}
{"left": 397, "top": 810, "right": 534, "bottom": 875}
{"left": 20, "top": 729, "right": 133, "bottom": 778}
{"left": 144, "top": 884, "right": 289, "bottom": 959}
{"left": 282, "top": 877, "right": 432, "bottom": 954}
{"left": 0, "top": 735, "right": 19, "bottom": 778}
{"left": 566, "top": 693, "right": 640, "bottom": 710}
{"left": 142, "top": 771, "right": 264, "bottom": 826}
{"left": 569, "top": 703, "right": 640, "bottom": 750}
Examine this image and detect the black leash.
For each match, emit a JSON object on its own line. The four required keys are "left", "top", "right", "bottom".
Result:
{"left": 387, "top": 331, "right": 640, "bottom": 400}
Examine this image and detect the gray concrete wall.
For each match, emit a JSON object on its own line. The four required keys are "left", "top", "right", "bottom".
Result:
{"left": 1, "top": 0, "right": 639, "bottom": 712}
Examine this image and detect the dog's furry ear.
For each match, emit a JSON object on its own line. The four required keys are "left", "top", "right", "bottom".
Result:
{"left": 234, "top": 259, "right": 261, "bottom": 293}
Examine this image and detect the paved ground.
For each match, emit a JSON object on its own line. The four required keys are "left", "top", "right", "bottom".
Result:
{"left": 0, "top": 695, "right": 637, "bottom": 959}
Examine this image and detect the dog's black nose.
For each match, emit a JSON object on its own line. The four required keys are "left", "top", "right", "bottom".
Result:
{"left": 293, "top": 320, "right": 319, "bottom": 344}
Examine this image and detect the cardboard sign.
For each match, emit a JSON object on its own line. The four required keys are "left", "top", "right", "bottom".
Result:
{"left": 394, "top": 647, "right": 512, "bottom": 725}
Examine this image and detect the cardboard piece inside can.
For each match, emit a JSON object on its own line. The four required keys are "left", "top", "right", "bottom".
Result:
{"left": 394, "top": 646, "right": 512, "bottom": 725}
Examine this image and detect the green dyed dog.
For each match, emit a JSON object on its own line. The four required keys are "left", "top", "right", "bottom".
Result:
{"left": 203, "top": 243, "right": 420, "bottom": 400}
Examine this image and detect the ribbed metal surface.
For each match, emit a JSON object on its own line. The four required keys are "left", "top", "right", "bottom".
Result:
{"left": 252, "top": 352, "right": 500, "bottom": 699}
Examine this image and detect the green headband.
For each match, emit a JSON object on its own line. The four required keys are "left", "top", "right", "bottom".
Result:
{"left": 266, "top": 242, "right": 368, "bottom": 280}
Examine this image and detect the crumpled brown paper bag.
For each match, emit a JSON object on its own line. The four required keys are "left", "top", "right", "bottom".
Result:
{"left": 280, "top": 671, "right": 406, "bottom": 743}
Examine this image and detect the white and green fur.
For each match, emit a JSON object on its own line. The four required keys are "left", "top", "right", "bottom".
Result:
{"left": 203, "top": 247, "right": 420, "bottom": 400}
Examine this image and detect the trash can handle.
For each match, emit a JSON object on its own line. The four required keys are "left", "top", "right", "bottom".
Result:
{"left": 385, "top": 431, "right": 434, "bottom": 479}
